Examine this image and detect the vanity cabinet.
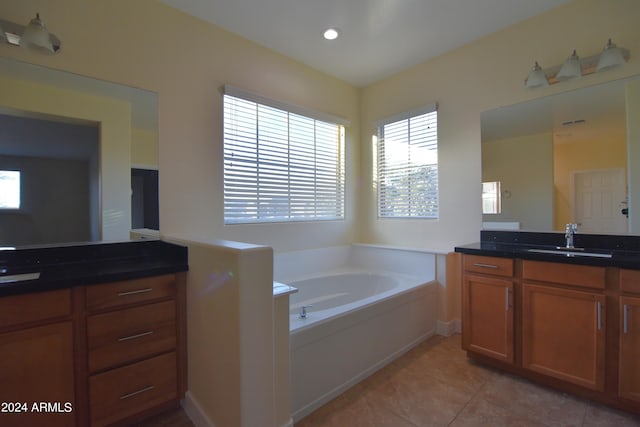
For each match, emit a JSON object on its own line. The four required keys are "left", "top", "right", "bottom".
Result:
{"left": 462, "top": 255, "right": 514, "bottom": 363}
{"left": 521, "top": 260, "right": 606, "bottom": 391}
{"left": 85, "top": 275, "right": 181, "bottom": 427}
{"left": 0, "top": 273, "right": 186, "bottom": 427}
{"left": 619, "top": 269, "right": 640, "bottom": 403}
{"left": 0, "top": 290, "right": 76, "bottom": 427}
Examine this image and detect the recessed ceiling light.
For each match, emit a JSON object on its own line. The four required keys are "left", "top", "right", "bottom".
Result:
{"left": 323, "top": 28, "right": 339, "bottom": 41}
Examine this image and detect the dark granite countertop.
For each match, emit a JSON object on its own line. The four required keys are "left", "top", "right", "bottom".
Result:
{"left": 0, "top": 240, "right": 188, "bottom": 297}
{"left": 455, "top": 230, "right": 640, "bottom": 269}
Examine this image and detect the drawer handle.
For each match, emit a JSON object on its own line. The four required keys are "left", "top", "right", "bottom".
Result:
{"left": 473, "top": 263, "right": 499, "bottom": 269}
{"left": 597, "top": 302, "right": 603, "bottom": 331}
{"left": 118, "top": 331, "right": 154, "bottom": 342}
{"left": 623, "top": 304, "right": 629, "bottom": 334}
{"left": 117, "top": 288, "right": 153, "bottom": 297}
{"left": 120, "top": 385, "right": 155, "bottom": 400}
{"left": 505, "top": 288, "right": 510, "bottom": 311}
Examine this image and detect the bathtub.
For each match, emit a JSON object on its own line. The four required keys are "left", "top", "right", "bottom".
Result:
{"left": 274, "top": 244, "right": 437, "bottom": 421}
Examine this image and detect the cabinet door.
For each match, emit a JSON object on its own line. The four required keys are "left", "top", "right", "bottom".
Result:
{"left": 619, "top": 296, "right": 640, "bottom": 402}
{"left": 0, "top": 322, "right": 75, "bottom": 427}
{"left": 462, "top": 274, "right": 514, "bottom": 363}
{"left": 522, "top": 283, "right": 605, "bottom": 391}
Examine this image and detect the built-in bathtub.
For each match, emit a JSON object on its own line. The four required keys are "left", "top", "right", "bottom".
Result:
{"left": 274, "top": 244, "right": 437, "bottom": 422}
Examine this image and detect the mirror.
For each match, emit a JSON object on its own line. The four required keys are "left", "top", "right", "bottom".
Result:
{"left": 481, "top": 75, "right": 640, "bottom": 235}
{"left": 0, "top": 57, "right": 158, "bottom": 247}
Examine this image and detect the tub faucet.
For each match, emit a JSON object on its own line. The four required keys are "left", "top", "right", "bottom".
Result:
{"left": 299, "top": 305, "right": 313, "bottom": 319}
{"left": 565, "top": 223, "right": 577, "bottom": 248}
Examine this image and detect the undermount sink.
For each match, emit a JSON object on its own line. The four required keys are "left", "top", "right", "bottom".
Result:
{"left": 527, "top": 248, "right": 613, "bottom": 259}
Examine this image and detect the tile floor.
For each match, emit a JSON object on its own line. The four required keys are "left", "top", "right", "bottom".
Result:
{"left": 294, "top": 334, "right": 640, "bottom": 427}
{"left": 143, "top": 334, "right": 640, "bottom": 426}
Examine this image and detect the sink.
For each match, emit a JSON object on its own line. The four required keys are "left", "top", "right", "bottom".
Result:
{"left": 527, "top": 248, "right": 612, "bottom": 259}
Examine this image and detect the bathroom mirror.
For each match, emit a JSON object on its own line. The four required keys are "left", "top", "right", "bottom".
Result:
{"left": 0, "top": 57, "right": 158, "bottom": 247}
{"left": 481, "top": 74, "right": 640, "bottom": 235}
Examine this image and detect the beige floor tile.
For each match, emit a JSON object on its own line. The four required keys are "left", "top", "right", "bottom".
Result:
{"left": 477, "top": 373, "right": 587, "bottom": 427}
{"left": 449, "top": 395, "right": 547, "bottom": 427}
{"left": 364, "top": 365, "right": 473, "bottom": 426}
{"left": 583, "top": 403, "right": 640, "bottom": 427}
{"left": 294, "top": 335, "right": 640, "bottom": 427}
{"left": 134, "top": 406, "right": 195, "bottom": 426}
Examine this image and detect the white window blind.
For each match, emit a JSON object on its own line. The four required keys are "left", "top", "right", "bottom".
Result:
{"left": 223, "top": 90, "right": 346, "bottom": 224}
{"left": 376, "top": 105, "right": 438, "bottom": 218}
{"left": 0, "top": 170, "right": 21, "bottom": 210}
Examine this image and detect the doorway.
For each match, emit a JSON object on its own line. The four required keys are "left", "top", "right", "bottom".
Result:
{"left": 571, "top": 168, "right": 627, "bottom": 233}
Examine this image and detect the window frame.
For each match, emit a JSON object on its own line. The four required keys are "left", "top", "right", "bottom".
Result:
{"left": 375, "top": 104, "right": 439, "bottom": 220}
{"left": 0, "top": 170, "right": 22, "bottom": 211}
{"left": 223, "top": 85, "right": 349, "bottom": 225}
{"left": 482, "top": 181, "right": 502, "bottom": 215}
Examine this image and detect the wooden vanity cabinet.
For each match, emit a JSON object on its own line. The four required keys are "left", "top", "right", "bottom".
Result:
{"left": 0, "top": 289, "right": 76, "bottom": 427}
{"left": 0, "top": 273, "right": 186, "bottom": 427}
{"left": 462, "top": 255, "right": 514, "bottom": 363}
{"left": 619, "top": 269, "right": 640, "bottom": 403}
{"left": 85, "top": 274, "right": 185, "bottom": 427}
{"left": 521, "top": 261, "right": 606, "bottom": 391}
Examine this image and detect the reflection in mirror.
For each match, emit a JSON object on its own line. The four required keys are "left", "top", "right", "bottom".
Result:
{"left": 0, "top": 58, "right": 158, "bottom": 247}
{"left": 481, "top": 75, "right": 640, "bottom": 235}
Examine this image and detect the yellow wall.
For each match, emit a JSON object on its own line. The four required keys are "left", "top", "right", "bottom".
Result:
{"left": 0, "top": 0, "right": 359, "bottom": 253}
{"left": 131, "top": 128, "right": 159, "bottom": 168}
{"left": 0, "top": 74, "right": 132, "bottom": 240}
{"left": 482, "top": 132, "right": 554, "bottom": 230}
{"left": 2, "top": 0, "right": 638, "bottom": 252}
{"left": 359, "top": 0, "right": 640, "bottom": 251}
{"left": 626, "top": 79, "right": 640, "bottom": 233}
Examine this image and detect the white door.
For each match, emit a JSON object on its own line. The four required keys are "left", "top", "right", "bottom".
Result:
{"left": 572, "top": 169, "right": 627, "bottom": 233}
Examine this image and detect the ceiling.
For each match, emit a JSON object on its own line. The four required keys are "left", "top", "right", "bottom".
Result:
{"left": 158, "top": 0, "right": 571, "bottom": 87}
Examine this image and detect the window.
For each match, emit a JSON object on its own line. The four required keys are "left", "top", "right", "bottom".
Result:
{"left": 482, "top": 181, "right": 501, "bottom": 214}
{"left": 376, "top": 105, "right": 438, "bottom": 218}
{"left": 0, "top": 170, "right": 20, "bottom": 210}
{"left": 223, "top": 86, "right": 347, "bottom": 224}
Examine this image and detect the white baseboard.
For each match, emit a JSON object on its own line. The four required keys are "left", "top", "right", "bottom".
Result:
{"left": 279, "top": 417, "right": 294, "bottom": 427}
{"left": 436, "top": 319, "right": 461, "bottom": 336}
{"left": 182, "top": 391, "right": 216, "bottom": 427}
{"left": 183, "top": 390, "right": 294, "bottom": 427}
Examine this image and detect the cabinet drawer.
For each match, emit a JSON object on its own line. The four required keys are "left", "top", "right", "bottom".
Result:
{"left": 463, "top": 255, "right": 513, "bottom": 277}
{"left": 620, "top": 269, "right": 640, "bottom": 294}
{"left": 88, "top": 300, "right": 176, "bottom": 372}
{"left": 89, "top": 352, "right": 177, "bottom": 427}
{"left": 86, "top": 274, "right": 175, "bottom": 311}
{"left": 0, "top": 289, "right": 71, "bottom": 329}
{"left": 522, "top": 260, "right": 605, "bottom": 289}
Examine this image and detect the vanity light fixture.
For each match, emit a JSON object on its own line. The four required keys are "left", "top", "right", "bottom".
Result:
{"left": 0, "top": 13, "right": 61, "bottom": 53}
{"left": 556, "top": 50, "right": 582, "bottom": 81}
{"left": 525, "top": 61, "right": 549, "bottom": 88}
{"left": 596, "top": 39, "right": 626, "bottom": 72}
{"left": 524, "top": 39, "right": 629, "bottom": 88}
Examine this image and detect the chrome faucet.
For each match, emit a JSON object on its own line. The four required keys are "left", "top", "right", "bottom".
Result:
{"left": 565, "top": 223, "right": 578, "bottom": 248}
{"left": 299, "top": 305, "right": 313, "bottom": 319}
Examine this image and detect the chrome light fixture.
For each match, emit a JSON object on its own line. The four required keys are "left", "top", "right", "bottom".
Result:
{"left": 596, "top": 38, "right": 626, "bottom": 72}
{"left": 525, "top": 39, "right": 629, "bottom": 88}
{"left": 0, "top": 13, "right": 61, "bottom": 53}
{"left": 525, "top": 61, "right": 549, "bottom": 88}
{"left": 556, "top": 50, "right": 582, "bottom": 80}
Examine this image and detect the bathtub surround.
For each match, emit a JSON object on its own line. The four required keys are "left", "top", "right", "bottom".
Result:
{"left": 275, "top": 244, "right": 438, "bottom": 421}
